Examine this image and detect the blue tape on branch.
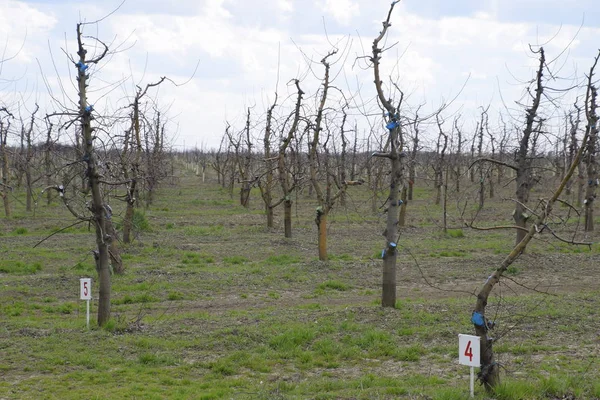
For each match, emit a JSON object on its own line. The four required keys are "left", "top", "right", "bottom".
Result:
{"left": 386, "top": 120, "right": 399, "bottom": 130}
{"left": 471, "top": 311, "right": 485, "bottom": 327}
{"left": 85, "top": 105, "right": 93, "bottom": 113}
{"left": 76, "top": 61, "right": 89, "bottom": 72}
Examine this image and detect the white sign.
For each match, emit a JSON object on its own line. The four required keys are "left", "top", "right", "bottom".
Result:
{"left": 458, "top": 334, "right": 480, "bottom": 367}
{"left": 80, "top": 278, "right": 92, "bottom": 300}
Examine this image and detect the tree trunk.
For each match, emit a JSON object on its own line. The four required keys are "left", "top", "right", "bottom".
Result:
{"left": 106, "top": 218, "right": 123, "bottom": 274}
{"left": 284, "top": 199, "right": 292, "bottom": 238}
{"left": 25, "top": 170, "right": 32, "bottom": 212}
{"left": 266, "top": 204, "right": 274, "bottom": 229}
{"left": 76, "top": 23, "right": 111, "bottom": 326}
{"left": 398, "top": 185, "right": 407, "bottom": 227}
{"left": 123, "top": 192, "right": 135, "bottom": 244}
{"left": 240, "top": 183, "right": 250, "bottom": 208}
{"left": 1, "top": 130, "right": 10, "bottom": 217}
{"left": 316, "top": 210, "right": 327, "bottom": 261}
{"left": 584, "top": 86, "right": 597, "bottom": 231}
{"left": 382, "top": 152, "right": 402, "bottom": 307}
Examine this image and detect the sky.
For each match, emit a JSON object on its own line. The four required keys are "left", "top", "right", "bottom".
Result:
{"left": 0, "top": 0, "right": 599, "bottom": 150}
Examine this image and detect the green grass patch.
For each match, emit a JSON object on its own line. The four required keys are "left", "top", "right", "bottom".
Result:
{"left": 0, "top": 261, "right": 42, "bottom": 275}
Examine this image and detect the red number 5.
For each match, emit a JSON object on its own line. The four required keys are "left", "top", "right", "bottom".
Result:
{"left": 464, "top": 340, "right": 473, "bottom": 362}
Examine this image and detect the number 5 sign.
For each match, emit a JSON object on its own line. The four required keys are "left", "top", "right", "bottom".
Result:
{"left": 80, "top": 278, "right": 92, "bottom": 300}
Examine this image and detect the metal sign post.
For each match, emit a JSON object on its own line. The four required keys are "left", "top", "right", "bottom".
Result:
{"left": 80, "top": 278, "right": 92, "bottom": 329}
{"left": 458, "top": 334, "right": 481, "bottom": 398}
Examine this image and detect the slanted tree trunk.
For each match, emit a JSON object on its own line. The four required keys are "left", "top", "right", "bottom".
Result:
{"left": 473, "top": 97, "right": 591, "bottom": 390}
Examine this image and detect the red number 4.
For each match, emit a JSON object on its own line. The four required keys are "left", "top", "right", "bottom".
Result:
{"left": 464, "top": 340, "right": 473, "bottom": 362}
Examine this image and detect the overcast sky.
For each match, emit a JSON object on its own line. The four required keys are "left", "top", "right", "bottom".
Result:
{"left": 0, "top": 0, "right": 599, "bottom": 150}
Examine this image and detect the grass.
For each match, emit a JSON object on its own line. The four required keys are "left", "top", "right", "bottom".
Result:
{"left": 0, "top": 260, "right": 43, "bottom": 274}
{"left": 1, "top": 168, "right": 599, "bottom": 399}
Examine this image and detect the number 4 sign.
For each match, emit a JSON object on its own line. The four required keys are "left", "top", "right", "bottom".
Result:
{"left": 459, "top": 334, "right": 480, "bottom": 366}
{"left": 459, "top": 334, "right": 480, "bottom": 398}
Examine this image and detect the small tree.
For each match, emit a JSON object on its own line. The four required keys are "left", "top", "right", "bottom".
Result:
{"left": 46, "top": 23, "right": 119, "bottom": 325}
{"left": 308, "top": 51, "right": 348, "bottom": 261}
{"left": 122, "top": 77, "right": 167, "bottom": 244}
{"left": 370, "top": 0, "right": 406, "bottom": 307}
{"left": 277, "top": 80, "right": 304, "bottom": 238}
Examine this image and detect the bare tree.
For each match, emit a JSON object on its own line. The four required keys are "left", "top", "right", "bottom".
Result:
{"left": 277, "top": 80, "right": 304, "bottom": 238}
{"left": 471, "top": 49, "right": 599, "bottom": 392}
{"left": 308, "top": 51, "right": 347, "bottom": 261}
{"left": 583, "top": 51, "right": 599, "bottom": 231}
{"left": 258, "top": 93, "right": 278, "bottom": 228}
{"left": 0, "top": 108, "right": 13, "bottom": 217}
{"left": 434, "top": 114, "right": 448, "bottom": 206}
{"left": 472, "top": 102, "right": 592, "bottom": 391}
{"left": 122, "top": 78, "right": 166, "bottom": 244}
{"left": 370, "top": 0, "right": 406, "bottom": 307}
{"left": 407, "top": 109, "right": 420, "bottom": 201}
{"left": 45, "top": 23, "right": 119, "bottom": 325}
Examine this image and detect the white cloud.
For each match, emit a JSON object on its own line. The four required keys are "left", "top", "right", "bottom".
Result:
{"left": 0, "top": 0, "right": 56, "bottom": 64}
{"left": 2, "top": 0, "right": 600, "bottom": 149}
{"left": 318, "top": 0, "right": 360, "bottom": 26}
